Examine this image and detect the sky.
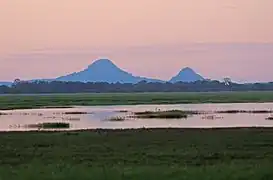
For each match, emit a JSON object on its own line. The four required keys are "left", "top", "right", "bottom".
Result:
{"left": 1, "top": 0, "right": 273, "bottom": 82}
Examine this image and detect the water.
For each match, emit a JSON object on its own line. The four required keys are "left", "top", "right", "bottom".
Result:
{"left": 1, "top": 103, "right": 273, "bottom": 131}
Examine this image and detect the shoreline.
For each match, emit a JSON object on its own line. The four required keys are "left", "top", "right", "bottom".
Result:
{"left": 1, "top": 101, "right": 273, "bottom": 111}
{"left": 1, "top": 91, "right": 273, "bottom": 110}
{"left": 1, "top": 126, "right": 273, "bottom": 134}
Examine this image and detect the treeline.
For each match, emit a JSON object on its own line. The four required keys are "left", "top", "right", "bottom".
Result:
{"left": 1, "top": 80, "right": 273, "bottom": 94}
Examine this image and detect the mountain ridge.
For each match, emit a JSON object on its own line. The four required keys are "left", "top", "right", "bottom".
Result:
{"left": 1, "top": 59, "right": 205, "bottom": 84}
{"left": 56, "top": 59, "right": 164, "bottom": 83}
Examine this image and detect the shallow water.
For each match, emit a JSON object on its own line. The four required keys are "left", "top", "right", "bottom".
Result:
{"left": 1, "top": 103, "right": 273, "bottom": 131}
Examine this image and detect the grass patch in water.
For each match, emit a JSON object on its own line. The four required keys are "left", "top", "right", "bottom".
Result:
{"left": 0, "top": 112, "right": 8, "bottom": 115}
{"left": 133, "top": 110, "right": 199, "bottom": 119}
{"left": 63, "top": 111, "right": 91, "bottom": 115}
{"left": 216, "top": 110, "right": 273, "bottom": 114}
{"left": 106, "top": 116, "right": 126, "bottom": 121}
{"left": 26, "top": 122, "right": 70, "bottom": 129}
{"left": 116, "top": 110, "right": 129, "bottom": 113}
{"left": 64, "top": 117, "right": 81, "bottom": 121}
{"left": 201, "top": 115, "right": 224, "bottom": 120}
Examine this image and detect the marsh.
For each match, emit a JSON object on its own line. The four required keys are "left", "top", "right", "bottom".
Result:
{"left": 1, "top": 103, "right": 273, "bottom": 131}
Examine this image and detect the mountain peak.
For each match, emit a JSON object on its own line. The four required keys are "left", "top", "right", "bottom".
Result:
{"left": 180, "top": 67, "right": 194, "bottom": 72}
{"left": 170, "top": 67, "right": 204, "bottom": 83}
{"left": 56, "top": 58, "right": 162, "bottom": 83}
{"left": 93, "top": 58, "right": 113, "bottom": 64}
{"left": 87, "top": 59, "right": 116, "bottom": 69}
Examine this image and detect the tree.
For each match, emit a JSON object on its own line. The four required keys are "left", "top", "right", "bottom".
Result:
{"left": 223, "top": 78, "right": 232, "bottom": 86}
{"left": 13, "top": 79, "right": 21, "bottom": 84}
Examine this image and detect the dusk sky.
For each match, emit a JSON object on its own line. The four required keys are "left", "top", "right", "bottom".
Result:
{"left": 1, "top": 0, "right": 273, "bottom": 82}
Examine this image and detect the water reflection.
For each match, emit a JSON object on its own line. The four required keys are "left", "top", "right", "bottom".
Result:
{"left": 0, "top": 103, "right": 273, "bottom": 131}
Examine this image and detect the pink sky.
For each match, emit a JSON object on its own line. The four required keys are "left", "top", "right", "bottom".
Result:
{"left": 1, "top": 0, "right": 273, "bottom": 82}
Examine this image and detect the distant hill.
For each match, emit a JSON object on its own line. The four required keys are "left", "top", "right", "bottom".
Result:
{"left": 56, "top": 59, "right": 163, "bottom": 83}
{"left": 170, "top": 67, "right": 204, "bottom": 83}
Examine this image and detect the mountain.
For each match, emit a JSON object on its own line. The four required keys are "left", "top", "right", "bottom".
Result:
{"left": 0, "top": 60, "right": 205, "bottom": 84}
{"left": 56, "top": 59, "right": 163, "bottom": 83}
{"left": 170, "top": 67, "right": 204, "bottom": 83}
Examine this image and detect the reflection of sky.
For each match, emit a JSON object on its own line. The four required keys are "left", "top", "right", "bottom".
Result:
{"left": 1, "top": 1, "right": 273, "bottom": 82}
{"left": 1, "top": 103, "right": 273, "bottom": 131}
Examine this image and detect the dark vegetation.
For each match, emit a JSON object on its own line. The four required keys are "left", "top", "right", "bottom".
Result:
{"left": 216, "top": 110, "right": 273, "bottom": 114}
{"left": 2, "top": 80, "right": 273, "bottom": 94}
{"left": 133, "top": 110, "right": 200, "bottom": 119}
{"left": 201, "top": 115, "right": 224, "bottom": 120}
{"left": 132, "top": 110, "right": 273, "bottom": 118}
{"left": 26, "top": 122, "right": 70, "bottom": 129}
{"left": 0, "top": 128, "right": 273, "bottom": 179}
{"left": 62, "top": 111, "right": 90, "bottom": 115}
{"left": 1, "top": 91, "right": 273, "bottom": 110}
{"left": 116, "top": 110, "right": 129, "bottom": 113}
{"left": 106, "top": 116, "right": 126, "bottom": 121}
{"left": 43, "top": 106, "right": 73, "bottom": 109}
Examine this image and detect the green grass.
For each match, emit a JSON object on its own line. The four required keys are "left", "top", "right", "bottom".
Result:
{"left": 1, "top": 91, "right": 273, "bottom": 110}
{"left": 1, "top": 128, "right": 273, "bottom": 179}
{"left": 26, "top": 122, "right": 70, "bottom": 129}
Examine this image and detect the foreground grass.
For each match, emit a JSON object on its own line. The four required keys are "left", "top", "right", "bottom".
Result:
{"left": 0, "top": 128, "right": 273, "bottom": 179}
{"left": 1, "top": 91, "right": 273, "bottom": 110}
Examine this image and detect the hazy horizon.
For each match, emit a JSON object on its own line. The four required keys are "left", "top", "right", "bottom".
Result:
{"left": 1, "top": 1, "right": 273, "bottom": 82}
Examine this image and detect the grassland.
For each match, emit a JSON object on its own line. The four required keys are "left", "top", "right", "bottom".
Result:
{"left": 0, "top": 128, "right": 273, "bottom": 179}
{"left": 1, "top": 91, "right": 273, "bottom": 110}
